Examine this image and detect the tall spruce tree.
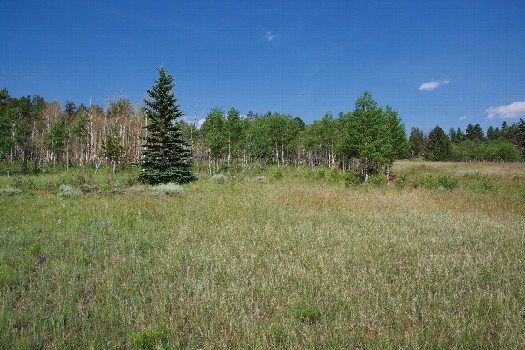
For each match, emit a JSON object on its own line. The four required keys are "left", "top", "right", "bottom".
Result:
{"left": 137, "top": 68, "right": 196, "bottom": 184}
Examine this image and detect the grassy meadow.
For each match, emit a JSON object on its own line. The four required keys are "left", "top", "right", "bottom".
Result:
{"left": 0, "top": 161, "right": 524, "bottom": 349}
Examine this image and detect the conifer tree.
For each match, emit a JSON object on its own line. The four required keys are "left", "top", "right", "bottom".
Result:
{"left": 137, "top": 68, "right": 196, "bottom": 184}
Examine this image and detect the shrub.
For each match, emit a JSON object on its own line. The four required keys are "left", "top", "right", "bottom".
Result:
{"left": 463, "top": 172, "right": 495, "bottom": 193}
{"left": 314, "top": 167, "right": 326, "bottom": 180}
{"left": 0, "top": 187, "right": 22, "bottom": 196}
{"left": 269, "top": 167, "right": 283, "bottom": 181}
{"left": 395, "top": 175, "right": 407, "bottom": 188}
{"left": 344, "top": 171, "right": 365, "bottom": 187}
{"left": 150, "top": 183, "right": 183, "bottom": 196}
{"left": 413, "top": 174, "right": 435, "bottom": 189}
{"left": 367, "top": 174, "right": 387, "bottom": 186}
{"left": 253, "top": 176, "right": 265, "bottom": 183}
{"left": 437, "top": 175, "right": 458, "bottom": 190}
{"left": 210, "top": 173, "right": 229, "bottom": 184}
{"left": 100, "top": 182, "right": 126, "bottom": 194}
{"left": 58, "top": 184, "right": 82, "bottom": 200}
{"left": 476, "top": 178, "right": 495, "bottom": 193}
{"left": 327, "top": 168, "right": 342, "bottom": 182}
{"left": 78, "top": 183, "right": 99, "bottom": 193}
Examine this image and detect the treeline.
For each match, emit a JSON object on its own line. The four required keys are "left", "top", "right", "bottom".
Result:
{"left": 1, "top": 86, "right": 523, "bottom": 175}
{"left": 193, "top": 91, "right": 408, "bottom": 176}
{"left": 0, "top": 89, "right": 409, "bottom": 175}
{"left": 0, "top": 88, "right": 146, "bottom": 173}
{"left": 409, "top": 121, "right": 525, "bottom": 162}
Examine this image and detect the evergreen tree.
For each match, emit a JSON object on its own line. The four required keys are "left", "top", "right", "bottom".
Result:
{"left": 466, "top": 123, "right": 484, "bottom": 141}
{"left": 137, "top": 68, "right": 196, "bottom": 184}
{"left": 408, "top": 127, "right": 425, "bottom": 157}
{"left": 516, "top": 118, "right": 525, "bottom": 157}
{"left": 425, "top": 126, "right": 451, "bottom": 161}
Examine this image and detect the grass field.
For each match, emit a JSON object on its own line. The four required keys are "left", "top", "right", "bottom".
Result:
{"left": 1, "top": 161, "right": 524, "bottom": 349}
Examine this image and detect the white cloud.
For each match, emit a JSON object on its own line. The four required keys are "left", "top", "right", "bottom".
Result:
{"left": 265, "top": 30, "right": 279, "bottom": 41}
{"left": 197, "top": 118, "right": 206, "bottom": 129}
{"left": 485, "top": 101, "right": 525, "bottom": 119}
{"left": 419, "top": 80, "right": 450, "bottom": 91}
{"left": 459, "top": 116, "right": 467, "bottom": 121}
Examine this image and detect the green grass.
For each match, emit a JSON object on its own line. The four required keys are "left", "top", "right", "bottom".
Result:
{"left": 0, "top": 162, "right": 524, "bottom": 348}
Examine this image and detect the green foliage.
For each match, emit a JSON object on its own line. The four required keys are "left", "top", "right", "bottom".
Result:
{"left": 344, "top": 171, "right": 365, "bottom": 187}
{"left": 463, "top": 172, "right": 495, "bottom": 192}
{"left": 265, "top": 322, "right": 288, "bottom": 344}
{"left": 338, "top": 92, "right": 407, "bottom": 176}
{"left": 294, "top": 303, "right": 322, "bottom": 323}
{"left": 414, "top": 174, "right": 436, "bottom": 189}
{"left": 367, "top": 174, "right": 388, "bottom": 185}
{"left": 425, "top": 126, "right": 451, "bottom": 161}
{"left": 409, "top": 127, "right": 425, "bottom": 157}
{"left": 99, "top": 128, "right": 128, "bottom": 172}
{"left": 327, "top": 167, "right": 342, "bottom": 182}
{"left": 27, "top": 242, "right": 42, "bottom": 257}
{"left": 58, "top": 184, "right": 82, "bottom": 199}
{"left": 129, "top": 322, "right": 168, "bottom": 350}
{"left": 137, "top": 67, "right": 196, "bottom": 185}
{"left": 0, "top": 186, "right": 22, "bottom": 196}
{"left": 267, "top": 166, "right": 283, "bottom": 181}
{"left": 451, "top": 138, "right": 518, "bottom": 161}
{"left": 201, "top": 107, "right": 227, "bottom": 158}
{"left": 437, "top": 175, "right": 458, "bottom": 190}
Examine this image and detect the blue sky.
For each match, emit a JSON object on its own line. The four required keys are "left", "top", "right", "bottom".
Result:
{"left": 1, "top": 0, "right": 524, "bottom": 133}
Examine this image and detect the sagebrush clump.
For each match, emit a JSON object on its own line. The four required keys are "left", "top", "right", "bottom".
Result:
{"left": 0, "top": 187, "right": 22, "bottom": 196}
{"left": 150, "top": 183, "right": 183, "bottom": 196}
{"left": 58, "top": 185, "right": 82, "bottom": 199}
{"left": 210, "top": 174, "right": 229, "bottom": 184}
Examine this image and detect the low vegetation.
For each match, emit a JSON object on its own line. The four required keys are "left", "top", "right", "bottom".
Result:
{"left": 0, "top": 161, "right": 524, "bottom": 348}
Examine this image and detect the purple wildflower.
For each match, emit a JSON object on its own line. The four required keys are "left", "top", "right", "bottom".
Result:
{"left": 38, "top": 253, "right": 47, "bottom": 262}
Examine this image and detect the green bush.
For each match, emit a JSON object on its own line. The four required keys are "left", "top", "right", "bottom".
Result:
{"left": 463, "top": 172, "right": 495, "bottom": 193}
{"left": 476, "top": 178, "right": 495, "bottom": 192}
{"left": 58, "top": 184, "right": 83, "bottom": 199}
{"left": 395, "top": 175, "right": 407, "bottom": 188}
{"left": 344, "top": 171, "right": 365, "bottom": 187}
{"left": 327, "top": 168, "right": 342, "bottom": 182}
{"left": 437, "top": 175, "right": 458, "bottom": 190}
{"left": 314, "top": 167, "right": 326, "bottom": 180}
{"left": 413, "top": 174, "right": 435, "bottom": 189}
{"left": 150, "top": 183, "right": 183, "bottom": 196}
{"left": 367, "top": 174, "right": 387, "bottom": 185}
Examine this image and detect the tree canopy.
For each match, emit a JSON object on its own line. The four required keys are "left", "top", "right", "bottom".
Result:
{"left": 137, "top": 68, "right": 196, "bottom": 184}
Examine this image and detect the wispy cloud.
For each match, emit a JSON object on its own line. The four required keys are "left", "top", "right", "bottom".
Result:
{"left": 486, "top": 101, "right": 525, "bottom": 119}
{"left": 459, "top": 116, "right": 467, "bottom": 121}
{"left": 419, "top": 80, "right": 450, "bottom": 91}
{"left": 265, "top": 30, "right": 279, "bottom": 41}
